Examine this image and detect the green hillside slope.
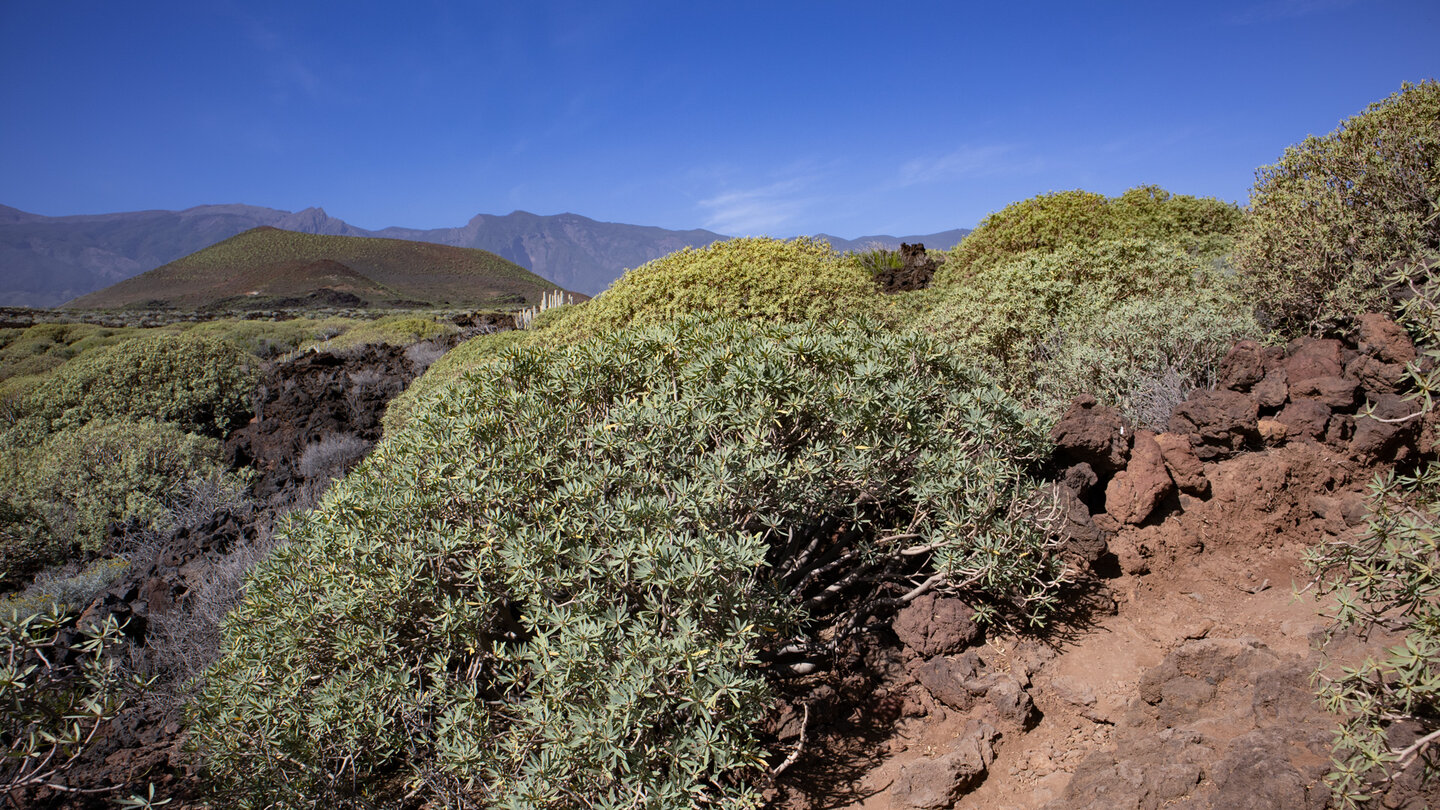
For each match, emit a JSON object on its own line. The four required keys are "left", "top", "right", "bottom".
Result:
{"left": 65, "top": 227, "right": 569, "bottom": 310}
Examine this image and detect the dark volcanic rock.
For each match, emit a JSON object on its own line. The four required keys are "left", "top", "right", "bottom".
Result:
{"left": 1051, "top": 395, "right": 1130, "bottom": 474}
{"left": 1284, "top": 338, "right": 1344, "bottom": 384}
{"left": 1168, "top": 389, "right": 1259, "bottom": 459}
{"left": 1217, "top": 340, "right": 1268, "bottom": 391}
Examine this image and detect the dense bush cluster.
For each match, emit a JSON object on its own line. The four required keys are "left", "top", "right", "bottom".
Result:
{"left": 536, "top": 237, "right": 891, "bottom": 342}
{"left": 913, "top": 238, "right": 1258, "bottom": 421}
{"left": 192, "top": 316, "right": 1064, "bottom": 808}
{"left": 936, "top": 185, "right": 1244, "bottom": 285}
{"left": 19, "top": 334, "right": 257, "bottom": 437}
{"left": 0, "top": 419, "right": 233, "bottom": 555}
{"left": 1235, "top": 80, "right": 1440, "bottom": 337}
{"left": 383, "top": 329, "right": 529, "bottom": 434}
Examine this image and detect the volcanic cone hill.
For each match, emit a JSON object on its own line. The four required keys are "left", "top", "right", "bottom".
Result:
{"left": 64, "top": 227, "right": 572, "bottom": 310}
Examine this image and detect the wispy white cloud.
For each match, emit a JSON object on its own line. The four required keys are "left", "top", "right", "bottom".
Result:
{"left": 1228, "top": 0, "right": 1359, "bottom": 24}
{"left": 897, "top": 144, "right": 1042, "bottom": 186}
{"left": 697, "top": 177, "right": 813, "bottom": 235}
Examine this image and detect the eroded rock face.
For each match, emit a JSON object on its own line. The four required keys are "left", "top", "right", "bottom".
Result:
{"left": 1154, "top": 432, "right": 1208, "bottom": 496}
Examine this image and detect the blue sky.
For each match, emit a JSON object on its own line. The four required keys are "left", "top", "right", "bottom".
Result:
{"left": 2, "top": 1, "right": 1436, "bottom": 237}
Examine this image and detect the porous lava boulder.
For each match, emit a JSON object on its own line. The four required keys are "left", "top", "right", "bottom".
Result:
{"left": 1284, "top": 338, "right": 1344, "bottom": 383}
{"left": 1351, "top": 392, "right": 1421, "bottom": 461}
{"left": 1274, "top": 399, "right": 1332, "bottom": 441}
{"left": 1168, "top": 389, "right": 1259, "bottom": 459}
{"left": 1105, "top": 430, "right": 1174, "bottom": 525}
{"left": 1154, "top": 432, "right": 1208, "bottom": 496}
{"left": 892, "top": 593, "right": 981, "bottom": 657}
{"left": 1051, "top": 395, "right": 1130, "bottom": 474}
{"left": 1216, "top": 340, "right": 1268, "bottom": 391}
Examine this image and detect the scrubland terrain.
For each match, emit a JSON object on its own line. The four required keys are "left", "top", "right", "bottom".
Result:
{"left": 2, "top": 81, "right": 1438, "bottom": 809}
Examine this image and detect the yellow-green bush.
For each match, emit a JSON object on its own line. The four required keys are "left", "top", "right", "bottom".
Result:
{"left": 304, "top": 314, "right": 455, "bottom": 353}
{"left": 535, "top": 237, "right": 891, "bottom": 343}
{"left": 914, "top": 238, "right": 1256, "bottom": 417}
{"left": 382, "top": 329, "right": 529, "bottom": 434}
{"left": 22, "top": 333, "right": 258, "bottom": 436}
{"left": 0, "top": 419, "right": 233, "bottom": 555}
{"left": 937, "top": 185, "right": 1244, "bottom": 285}
{"left": 1235, "top": 80, "right": 1440, "bottom": 337}
{"left": 191, "top": 317, "right": 1062, "bottom": 809}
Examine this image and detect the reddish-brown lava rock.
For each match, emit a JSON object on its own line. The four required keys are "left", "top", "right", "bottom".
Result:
{"left": 891, "top": 720, "right": 998, "bottom": 809}
{"left": 1051, "top": 395, "right": 1130, "bottom": 474}
{"left": 1052, "top": 483, "right": 1110, "bottom": 566}
{"left": 1351, "top": 392, "right": 1421, "bottom": 461}
{"left": 1275, "top": 400, "right": 1331, "bottom": 441}
{"left": 1287, "top": 375, "right": 1358, "bottom": 409}
{"left": 1346, "top": 353, "right": 1409, "bottom": 397}
{"left": 1217, "top": 340, "right": 1268, "bottom": 391}
{"left": 1252, "top": 368, "right": 1290, "bottom": 410}
{"left": 892, "top": 593, "right": 981, "bottom": 658}
{"left": 1356, "top": 312, "right": 1417, "bottom": 365}
{"left": 1105, "top": 431, "right": 1175, "bottom": 525}
{"left": 1168, "top": 389, "right": 1259, "bottom": 459}
{"left": 1284, "top": 338, "right": 1344, "bottom": 383}
{"left": 1154, "top": 432, "right": 1208, "bottom": 496}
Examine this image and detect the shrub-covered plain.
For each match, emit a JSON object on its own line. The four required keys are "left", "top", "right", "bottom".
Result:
{"left": 0, "top": 419, "right": 235, "bottom": 555}
{"left": 192, "top": 316, "right": 1064, "bottom": 808}
{"left": 19, "top": 334, "right": 258, "bottom": 437}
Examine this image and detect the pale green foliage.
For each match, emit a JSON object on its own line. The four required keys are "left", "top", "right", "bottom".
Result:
{"left": 0, "top": 558, "right": 130, "bottom": 619}
{"left": 382, "top": 329, "right": 531, "bottom": 434}
{"left": 914, "top": 238, "right": 1255, "bottom": 417}
{"left": 936, "top": 185, "right": 1244, "bottom": 285}
{"left": 1235, "top": 80, "right": 1440, "bottom": 337}
{"left": 535, "top": 237, "right": 891, "bottom": 342}
{"left": 1307, "top": 248, "right": 1440, "bottom": 806}
{"left": 1, "top": 608, "right": 136, "bottom": 796}
{"left": 0, "top": 419, "right": 234, "bottom": 555}
{"left": 21, "top": 334, "right": 258, "bottom": 436}
{"left": 192, "top": 317, "right": 1063, "bottom": 809}
{"left": 1035, "top": 293, "right": 1264, "bottom": 428}
{"left": 303, "top": 314, "right": 455, "bottom": 354}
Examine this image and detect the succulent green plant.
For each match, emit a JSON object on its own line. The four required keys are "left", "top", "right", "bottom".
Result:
{"left": 1235, "top": 80, "right": 1440, "bottom": 337}
{"left": 191, "top": 316, "right": 1065, "bottom": 809}
{"left": 1307, "top": 244, "right": 1440, "bottom": 806}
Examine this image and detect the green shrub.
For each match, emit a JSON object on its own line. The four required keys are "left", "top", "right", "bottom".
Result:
{"left": 1306, "top": 246, "right": 1440, "bottom": 806}
{"left": 1, "top": 608, "right": 137, "bottom": 797}
{"left": 1, "top": 419, "right": 234, "bottom": 554}
{"left": 382, "top": 329, "right": 529, "bottom": 435}
{"left": 192, "top": 316, "right": 1064, "bottom": 809}
{"left": 937, "top": 185, "right": 1244, "bottom": 285}
{"left": 305, "top": 314, "right": 455, "bottom": 353}
{"left": 1034, "top": 293, "right": 1265, "bottom": 428}
{"left": 535, "top": 237, "right": 892, "bottom": 343}
{"left": 24, "top": 333, "right": 258, "bottom": 436}
{"left": 1235, "top": 80, "right": 1440, "bottom": 337}
{"left": 0, "top": 557, "right": 130, "bottom": 618}
{"left": 914, "top": 238, "right": 1254, "bottom": 416}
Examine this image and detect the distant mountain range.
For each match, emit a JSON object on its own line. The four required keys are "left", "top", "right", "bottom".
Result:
{"left": 69, "top": 227, "right": 565, "bottom": 311}
{"left": 0, "top": 203, "right": 970, "bottom": 307}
